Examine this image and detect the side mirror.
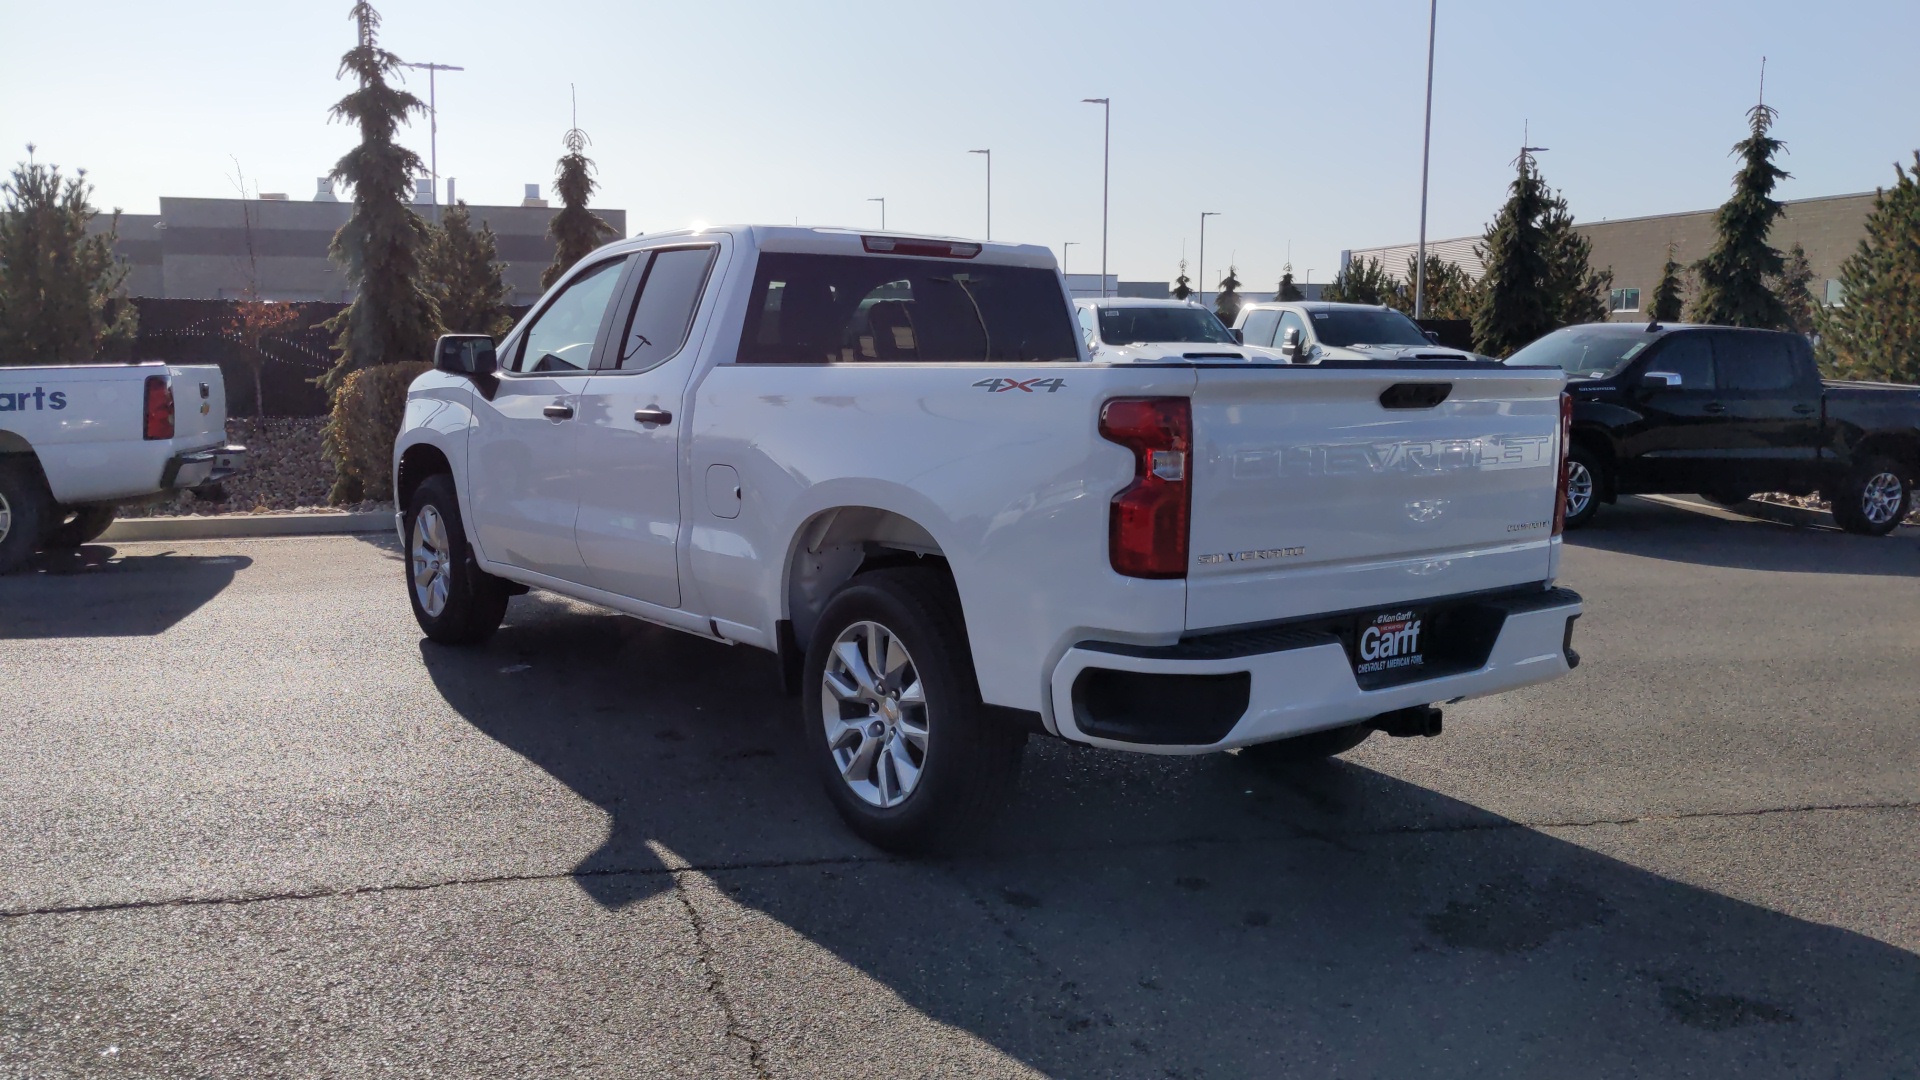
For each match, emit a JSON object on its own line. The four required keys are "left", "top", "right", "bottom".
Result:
{"left": 1424, "top": 329, "right": 1441, "bottom": 344}
{"left": 1641, "top": 370, "right": 1682, "bottom": 390}
{"left": 1229, "top": 328, "right": 1245, "bottom": 344}
{"left": 1280, "top": 327, "right": 1301, "bottom": 358}
{"left": 435, "top": 334, "right": 497, "bottom": 377}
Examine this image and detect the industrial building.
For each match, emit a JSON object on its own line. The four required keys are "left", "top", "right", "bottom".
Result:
{"left": 1345, "top": 190, "right": 1874, "bottom": 320}
{"left": 89, "top": 179, "right": 627, "bottom": 304}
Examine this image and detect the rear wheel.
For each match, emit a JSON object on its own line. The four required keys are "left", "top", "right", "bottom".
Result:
{"left": 405, "top": 474, "right": 510, "bottom": 644}
{"left": 1829, "top": 456, "right": 1911, "bottom": 537}
{"left": 0, "top": 460, "right": 50, "bottom": 575}
{"left": 1563, "top": 445, "right": 1606, "bottom": 530}
{"left": 41, "top": 505, "right": 117, "bottom": 548}
{"left": 1236, "top": 724, "right": 1373, "bottom": 768}
{"left": 803, "top": 566, "right": 1025, "bottom": 853}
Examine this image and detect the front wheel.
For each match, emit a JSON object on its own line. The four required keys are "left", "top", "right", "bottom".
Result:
{"left": 1563, "top": 446, "right": 1606, "bottom": 530}
{"left": 1829, "top": 456, "right": 1911, "bottom": 537}
{"left": 41, "top": 505, "right": 117, "bottom": 548}
{"left": 405, "top": 474, "right": 510, "bottom": 644}
{"left": 803, "top": 566, "right": 1025, "bottom": 853}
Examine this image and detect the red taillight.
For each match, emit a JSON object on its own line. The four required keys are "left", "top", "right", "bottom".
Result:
{"left": 143, "top": 375, "right": 174, "bottom": 440}
{"left": 1099, "top": 397, "right": 1192, "bottom": 578}
{"left": 1552, "top": 389, "right": 1572, "bottom": 536}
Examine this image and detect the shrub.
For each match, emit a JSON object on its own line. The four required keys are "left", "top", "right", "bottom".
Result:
{"left": 321, "top": 361, "right": 427, "bottom": 503}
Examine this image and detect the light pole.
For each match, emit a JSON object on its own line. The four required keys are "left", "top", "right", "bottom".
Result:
{"left": 969, "top": 149, "right": 991, "bottom": 240}
{"left": 402, "top": 60, "right": 463, "bottom": 223}
{"left": 1198, "top": 212, "right": 1219, "bottom": 309}
{"left": 867, "top": 197, "right": 886, "bottom": 229}
{"left": 1082, "top": 98, "right": 1109, "bottom": 296}
{"left": 1414, "top": 0, "right": 1437, "bottom": 318}
{"left": 1062, "top": 241, "right": 1079, "bottom": 276}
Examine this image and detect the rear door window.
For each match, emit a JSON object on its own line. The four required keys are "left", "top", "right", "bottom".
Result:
{"left": 1645, "top": 333, "right": 1715, "bottom": 390}
{"left": 1712, "top": 331, "right": 1799, "bottom": 391}
{"left": 608, "top": 246, "right": 717, "bottom": 371}
{"left": 1240, "top": 308, "right": 1280, "bottom": 347}
{"left": 737, "top": 253, "right": 1078, "bottom": 364}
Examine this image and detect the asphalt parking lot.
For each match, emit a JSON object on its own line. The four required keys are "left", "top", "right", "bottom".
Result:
{"left": 2, "top": 498, "right": 1916, "bottom": 1078}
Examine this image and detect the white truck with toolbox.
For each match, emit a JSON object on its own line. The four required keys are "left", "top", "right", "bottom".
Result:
{"left": 0, "top": 362, "right": 243, "bottom": 572}
{"left": 394, "top": 226, "right": 1583, "bottom": 851}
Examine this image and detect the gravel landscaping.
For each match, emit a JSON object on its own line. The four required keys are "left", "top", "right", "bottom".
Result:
{"left": 120, "top": 418, "right": 383, "bottom": 517}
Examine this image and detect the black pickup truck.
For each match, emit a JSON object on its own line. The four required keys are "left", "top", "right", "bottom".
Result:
{"left": 1509, "top": 322, "right": 1919, "bottom": 535}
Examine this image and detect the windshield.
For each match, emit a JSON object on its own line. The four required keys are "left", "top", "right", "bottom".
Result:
{"left": 1309, "top": 308, "right": 1434, "bottom": 348}
{"left": 1507, "top": 327, "right": 1653, "bottom": 377}
{"left": 1096, "top": 306, "right": 1236, "bottom": 346}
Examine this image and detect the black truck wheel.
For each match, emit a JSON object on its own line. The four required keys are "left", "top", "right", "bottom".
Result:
{"left": 405, "top": 474, "right": 511, "bottom": 643}
{"left": 1563, "top": 445, "right": 1606, "bottom": 530}
{"left": 803, "top": 566, "right": 1025, "bottom": 853}
{"left": 0, "top": 460, "right": 51, "bottom": 575}
{"left": 41, "top": 505, "right": 118, "bottom": 548}
{"left": 1830, "top": 456, "right": 1911, "bottom": 537}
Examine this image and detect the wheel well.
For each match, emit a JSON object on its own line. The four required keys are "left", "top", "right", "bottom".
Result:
{"left": 1855, "top": 433, "right": 1920, "bottom": 478}
{"left": 786, "top": 507, "right": 948, "bottom": 648}
{"left": 1569, "top": 430, "right": 1617, "bottom": 502}
{"left": 395, "top": 443, "right": 453, "bottom": 511}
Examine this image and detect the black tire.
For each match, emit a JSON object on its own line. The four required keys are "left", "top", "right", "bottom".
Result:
{"left": 404, "top": 474, "right": 510, "bottom": 644}
{"left": 41, "top": 505, "right": 117, "bottom": 548}
{"left": 1699, "top": 491, "right": 1753, "bottom": 508}
{"left": 1236, "top": 724, "right": 1373, "bottom": 768}
{"left": 0, "top": 460, "right": 51, "bottom": 575}
{"left": 1828, "top": 455, "right": 1911, "bottom": 537}
{"left": 1563, "top": 444, "right": 1607, "bottom": 530}
{"left": 802, "top": 566, "right": 1026, "bottom": 854}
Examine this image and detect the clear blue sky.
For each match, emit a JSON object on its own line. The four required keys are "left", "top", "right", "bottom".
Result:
{"left": 4, "top": 0, "right": 1915, "bottom": 292}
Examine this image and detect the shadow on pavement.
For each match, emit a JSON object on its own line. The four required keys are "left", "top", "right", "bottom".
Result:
{"left": 419, "top": 593, "right": 1920, "bottom": 1077}
{"left": 0, "top": 546, "right": 251, "bottom": 639}
{"left": 1569, "top": 496, "right": 1920, "bottom": 576}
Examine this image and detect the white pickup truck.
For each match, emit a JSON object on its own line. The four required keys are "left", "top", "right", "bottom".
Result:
{"left": 394, "top": 226, "right": 1583, "bottom": 850}
{"left": 0, "top": 363, "right": 243, "bottom": 572}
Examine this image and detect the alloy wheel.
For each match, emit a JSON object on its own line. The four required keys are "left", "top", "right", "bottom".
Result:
{"left": 411, "top": 504, "right": 452, "bottom": 617}
{"left": 821, "top": 620, "right": 929, "bottom": 808}
{"left": 1565, "top": 459, "right": 1594, "bottom": 519}
{"left": 0, "top": 489, "right": 10, "bottom": 545}
{"left": 1861, "top": 471, "right": 1904, "bottom": 526}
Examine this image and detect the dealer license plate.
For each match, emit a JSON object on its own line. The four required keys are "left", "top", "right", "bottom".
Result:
{"left": 1353, "top": 608, "right": 1428, "bottom": 678}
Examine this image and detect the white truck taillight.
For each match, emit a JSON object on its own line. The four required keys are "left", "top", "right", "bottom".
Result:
{"left": 1552, "top": 389, "right": 1572, "bottom": 536}
{"left": 143, "top": 375, "right": 174, "bottom": 440}
{"left": 1098, "top": 397, "right": 1192, "bottom": 578}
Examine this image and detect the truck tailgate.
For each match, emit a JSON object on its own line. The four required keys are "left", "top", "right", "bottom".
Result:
{"left": 1186, "top": 366, "right": 1565, "bottom": 631}
{"left": 167, "top": 364, "right": 230, "bottom": 450}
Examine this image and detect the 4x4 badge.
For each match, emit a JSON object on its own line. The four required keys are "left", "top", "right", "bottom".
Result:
{"left": 973, "top": 377, "right": 1065, "bottom": 393}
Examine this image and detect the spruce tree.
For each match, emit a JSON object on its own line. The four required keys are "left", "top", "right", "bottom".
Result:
{"left": 1689, "top": 103, "right": 1791, "bottom": 328}
{"left": 1398, "top": 254, "right": 1478, "bottom": 321}
{"left": 542, "top": 127, "right": 616, "bottom": 289}
{"left": 1172, "top": 259, "right": 1192, "bottom": 301}
{"left": 1213, "top": 266, "right": 1242, "bottom": 324}
{"left": 1542, "top": 191, "right": 1610, "bottom": 326}
{"left": 1647, "top": 244, "right": 1686, "bottom": 322}
{"left": 1775, "top": 241, "right": 1816, "bottom": 335}
{"left": 1276, "top": 267, "right": 1304, "bottom": 301}
{"left": 1321, "top": 256, "right": 1396, "bottom": 306}
{"left": 426, "top": 201, "right": 513, "bottom": 337}
{"left": 319, "top": 1, "right": 439, "bottom": 394}
{"left": 1472, "top": 155, "right": 1554, "bottom": 357}
{"left": 1816, "top": 152, "right": 1920, "bottom": 384}
{"left": 0, "top": 149, "right": 136, "bottom": 364}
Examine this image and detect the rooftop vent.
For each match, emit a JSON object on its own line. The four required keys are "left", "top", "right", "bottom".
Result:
{"left": 521, "top": 183, "right": 548, "bottom": 209}
{"left": 313, "top": 178, "right": 338, "bottom": 202}
{"left": 259, "top": 192, "right": 288, "bottom": 201}
{"left": 413, "top": 178, "right": 434, "bottom": 204}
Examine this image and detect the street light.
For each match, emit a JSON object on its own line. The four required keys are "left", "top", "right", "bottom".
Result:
{"left": 969, "top": 149, "right": 991, "bottom": 240}
{"left": 867, "top": 197, "right": 886, "bottom": 230}
{"left": 1198, "top": 212, "right": 1220, "bottom": 310}
{"left": 1414, "top": 0, "right": 1437, "bottom": 318}
{"left": 1082, "top": 98, "right": 1109, "bottom": 296}
{"left": 1062, "top": 240, "right": 1079, "bottom": 276}
{"left": 402, "top": 60, "right": 463, "bottom": 224}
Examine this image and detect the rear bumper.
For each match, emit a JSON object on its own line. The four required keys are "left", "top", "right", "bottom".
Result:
{"left": 1050, "top": 585, "right": 1582, "bottom": 754}
{"left": 161, "top": 444, "right": 246, "bottom": 490}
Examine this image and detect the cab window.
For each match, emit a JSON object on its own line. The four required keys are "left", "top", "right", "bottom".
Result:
{"left": 1645, "top": 333, "right": 1715, "bottom": 390}
{"left": 511, "top": 258, "right": 626, "bottom": 374}
{"left": 1240, "top": 309, "right": 1280, "bottom": 347}
{"left": 610, "top": 247, "right": 717, "bottom": 371}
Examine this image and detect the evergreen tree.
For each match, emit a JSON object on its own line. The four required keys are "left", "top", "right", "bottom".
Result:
{"left": 1774, "top": 241, "right": 1816, "bottom": 335}
{"left": 1171, "top": 258, "right": 1192, "bottom": 301}
{"left": 319, "top": 1, "right": 439, "bottom": 395}
{"left": 1542, "top": 190, "right": 1610, "bottom": 326}
{"left": 1276, "top": 267, "right": 1305, "bottom": 301}
{"left": 0, "top": 149, "right": 136, "bottom": 364}
{"left": 1816, "top": 152, "right": 1920, "bottom": 384}
{"left": 1214, "top": 265, "right": 1243, "bottom": 324}
{"left": 1471, "top": 155, "right": 1555, "bottom": 357}
{"left": 1647, "top": 243, "right": 1686, "bottom": 322}
{"left": 426, "top": 201, "right": 513, "bottom": 337}
{"left": 1689, "top": 103, "right": 1791, "bottom": 328}
{"left": 1394, "top": 254, "right": 1479, "bottom": 320}
{"left": 1321, "top": 256, "right": 1396, "bottom": 306}
{"left": 542, "top": 127, "right": 616, "bottom": 289}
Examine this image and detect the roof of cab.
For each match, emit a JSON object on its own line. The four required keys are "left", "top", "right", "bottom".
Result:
{"left": 1074, "top": 297, "right": 1210, "bottom": 310}
{"left": 605, "top": 225, "right": 1059, "bottom": 270}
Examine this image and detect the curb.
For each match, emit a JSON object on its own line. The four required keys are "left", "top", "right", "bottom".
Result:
{"left": 1640, "top": 494, "right": 1917, "bottom": 533}
{"left": 101, "top": 511, "right": 393, "bottom": 542}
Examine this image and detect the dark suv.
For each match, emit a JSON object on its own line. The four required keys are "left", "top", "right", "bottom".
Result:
{"left": 1509, "top": 322, "right": 1919, "bottom": 535}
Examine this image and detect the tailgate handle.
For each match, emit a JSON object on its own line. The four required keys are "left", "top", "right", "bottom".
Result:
{"left": 1379, "top": 383, "right": 1453, "bottom": 410}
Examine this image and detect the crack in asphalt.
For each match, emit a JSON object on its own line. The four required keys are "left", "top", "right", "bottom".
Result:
{"left": 665, "top": 869, "right": 775, "bottom": 1079}
{"left": 3, "top": 799, "right": 1912, "bottom": 921}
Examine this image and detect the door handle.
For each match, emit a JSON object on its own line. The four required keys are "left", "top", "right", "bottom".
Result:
{"left": 633, "top": 407, "right": 673, "bottom": 426}
{"left": 542, "top": 403, "right": 575, "bottom": 420}
{"left": 1793, "top": 403, "right": 1817, "bottom": 414}
{"left": 1702, "top": 402, "right": 1727, "bottom": 414}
